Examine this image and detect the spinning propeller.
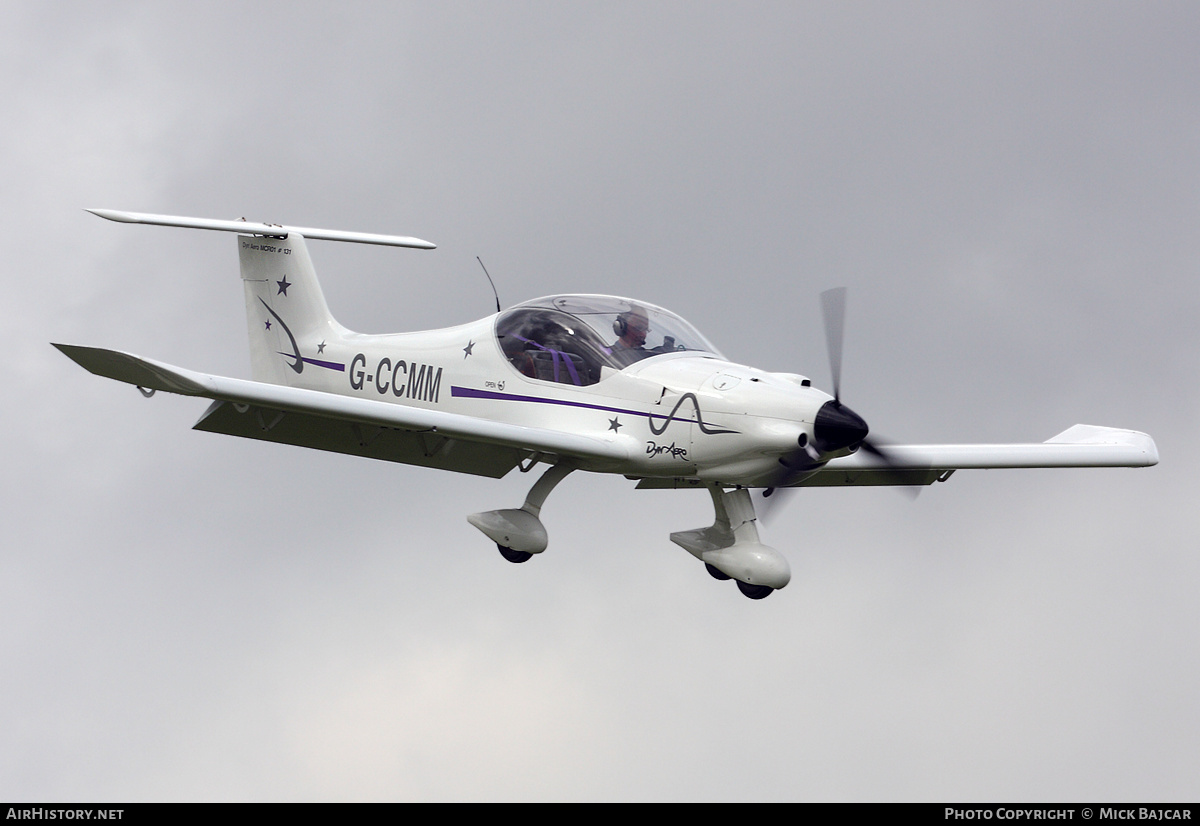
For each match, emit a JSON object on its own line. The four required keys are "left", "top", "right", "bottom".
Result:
{"left": 759, "top": 288, "right": 907, "bottom": 518}
{"left": 813, "top": 287, "right": 896, "bottom": 462}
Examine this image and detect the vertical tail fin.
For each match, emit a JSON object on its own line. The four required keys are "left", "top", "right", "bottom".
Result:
{"left": 84, "top": 210, "right": 437, "bottom": 386}
{"left": 239, "top": 233, "right": 345, "bottom": 385}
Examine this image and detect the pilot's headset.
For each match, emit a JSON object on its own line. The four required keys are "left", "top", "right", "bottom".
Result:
{"left": 613, "top": 310, "right": 644, "bottom": 337}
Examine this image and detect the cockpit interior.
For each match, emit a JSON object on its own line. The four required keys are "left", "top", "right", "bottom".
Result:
{"left": 495, "top": 295, "right": 723, "bottom": 386}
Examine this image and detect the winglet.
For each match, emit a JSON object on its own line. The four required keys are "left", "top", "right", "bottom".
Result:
{"left": 52, "top": 343, "right": 210, "bottom": 396}
{"left": 85, "top": 208, "right": 437, "bottom": 249}
{"left": 1044, "top": 424, "right": 1159, "bottom": 466}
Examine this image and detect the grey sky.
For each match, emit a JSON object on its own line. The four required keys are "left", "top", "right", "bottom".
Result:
{"left": 3, "top": 1, "right": 1197, "bottom": 801}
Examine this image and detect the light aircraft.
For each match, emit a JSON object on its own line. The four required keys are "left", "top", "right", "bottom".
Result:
{"left": 56, "top": 210, "right": 1158, "bottom": 600}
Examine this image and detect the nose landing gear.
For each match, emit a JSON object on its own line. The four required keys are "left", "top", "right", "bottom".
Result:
{"left": 672, "top": 486, "right": 789, "bottom": 600}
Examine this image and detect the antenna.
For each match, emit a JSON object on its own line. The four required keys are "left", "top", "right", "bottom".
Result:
{"left": 477, "top": 257, "right": 501, "bottom": 313}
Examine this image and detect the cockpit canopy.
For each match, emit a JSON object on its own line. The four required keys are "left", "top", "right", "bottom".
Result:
{"left": 496, "top": 295, "right": 723, "bottom": 386}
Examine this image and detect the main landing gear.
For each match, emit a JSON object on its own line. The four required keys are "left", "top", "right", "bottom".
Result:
{"left": 467, "top": 461, "right": 576, "bottom": 563}
{"left": 673, "top": 486, "right": 790, "bottom": 600}
{"left": 469, "top": 469, "right": 787, "bottom": 601}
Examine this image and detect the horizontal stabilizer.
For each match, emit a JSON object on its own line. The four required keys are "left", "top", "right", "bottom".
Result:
{"left": 86, "top": 208, "right": 436, "bottom": 249}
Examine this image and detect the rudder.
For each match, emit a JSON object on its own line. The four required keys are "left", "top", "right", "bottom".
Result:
{"left": 239, "top": 233, "right": 346, "bottom": 385}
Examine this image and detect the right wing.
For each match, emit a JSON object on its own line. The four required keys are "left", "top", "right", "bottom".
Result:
{"left": 54, "top": 344, "right": 635, "bottom": 478}
{"left": 800, "top": 424, "right": 1158, "bottom": 487}
{"left": 634, "top": 424, "right": 1157, "bottom": 490}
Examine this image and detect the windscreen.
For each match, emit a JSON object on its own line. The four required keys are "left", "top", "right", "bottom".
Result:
{"left": 496, "top": 295, "right": 722, "bottom": 386}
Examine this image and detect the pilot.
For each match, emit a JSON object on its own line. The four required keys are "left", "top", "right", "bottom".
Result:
{"left": 610, "top": 306, "right": 652, "bottom": 367}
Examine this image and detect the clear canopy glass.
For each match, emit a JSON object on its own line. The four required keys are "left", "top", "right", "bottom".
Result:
{"left": 495, "top": 295, "right": 723, "bottom": 386}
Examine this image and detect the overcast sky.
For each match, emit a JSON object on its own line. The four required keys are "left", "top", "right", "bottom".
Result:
{"left": 3, "top": 1, "right": 1197, "bottom": 802}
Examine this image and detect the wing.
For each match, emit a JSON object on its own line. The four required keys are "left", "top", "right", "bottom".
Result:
{"left": 54, "top": 344, "right": 633, "bottom": 477}
{"left": 635, "top": 424, "right": 1157, "bottom": 490}
{"left": 799, "top": 424, "right": 1158, "bottom": 487}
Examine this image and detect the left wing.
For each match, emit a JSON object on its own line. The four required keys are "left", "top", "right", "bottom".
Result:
{"left": 54, "top": 344, "right": 635, "bottom": 477}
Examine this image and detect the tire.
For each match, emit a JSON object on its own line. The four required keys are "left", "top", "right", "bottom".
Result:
{"left": 498, "top": 544, "right": 533, "bottom": 564}
{"left": 736, "top": 581, "right": 773, "bottom": 600}
{"left": 705, "top": 563, "right": 731, "bottom": 581}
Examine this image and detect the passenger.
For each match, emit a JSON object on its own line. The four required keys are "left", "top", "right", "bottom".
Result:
{"left": 499, "top": 333, "right": 537, "bottom": 378}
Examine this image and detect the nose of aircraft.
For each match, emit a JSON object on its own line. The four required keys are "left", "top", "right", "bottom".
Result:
{"left": 813, "top": 399, "right": 869, "bottom": 452}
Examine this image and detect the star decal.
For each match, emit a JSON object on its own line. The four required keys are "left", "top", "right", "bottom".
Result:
{"left": 608, "top": 417, "right": 622, "bottom": 432}
{"left": 264, "top": 319, "right": 271, "bottom": 330}
{"left": 317, "top": 340, "right": 326, "bottom": 354}
{"left": 463, "top": 340, "right": 475, "bottom": 358}
{"left": 276, "top": 276, "right": 291, "bottom": 296}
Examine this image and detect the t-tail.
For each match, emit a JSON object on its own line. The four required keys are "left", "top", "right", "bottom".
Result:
{"left": 85, "top": 209, "right": 435, "bottom": 386}
{"left": 238, "top": 231, "right": 346, "bottom": 385}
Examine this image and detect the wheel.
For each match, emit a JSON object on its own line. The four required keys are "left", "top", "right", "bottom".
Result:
{"left": 736, "top": 580, "right": 773, "bottom": 600}
{"left": 497, "top": 544, "right": 533, "bottom": 564}
{"left": 705, "top": 563, "right": 731, "bottom": 581}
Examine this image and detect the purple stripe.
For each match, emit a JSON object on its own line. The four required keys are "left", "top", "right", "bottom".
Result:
{"left": 450, "top": 386, "right": 695, "bottom": 424}
{"left": 301, "top": 357, "right": 346, "bottom": 371}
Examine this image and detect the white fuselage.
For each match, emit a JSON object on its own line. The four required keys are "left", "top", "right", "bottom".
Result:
{"left": 279, "top": 314, "right": 834, "bottom": 486}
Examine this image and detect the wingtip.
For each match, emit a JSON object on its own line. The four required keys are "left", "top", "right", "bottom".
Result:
{"left": 52, "top": 342, "right": 102, "bottom": 370}
{"left": 85, "top": 208, "right": 134, "bottom": 223}
{"left": 1143, "top": 438, "right": 1160, "bottom": 467}
{"left": 1046, "top": 424, "right": 1159, "bottom": 467}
